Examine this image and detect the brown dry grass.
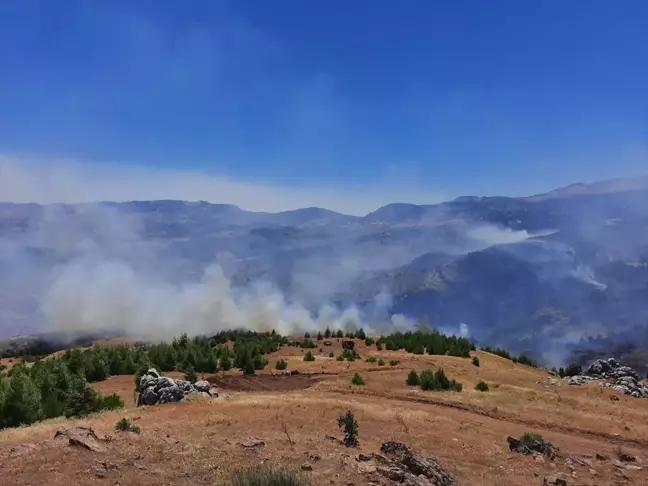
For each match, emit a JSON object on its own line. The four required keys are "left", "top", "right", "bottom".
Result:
{"left": 0, "top": 339, "right": 647, "bottom": 485}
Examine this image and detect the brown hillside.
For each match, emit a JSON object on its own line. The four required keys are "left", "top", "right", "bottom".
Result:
{"left": 0, "top": 339, "right": 646, "bottom": 485}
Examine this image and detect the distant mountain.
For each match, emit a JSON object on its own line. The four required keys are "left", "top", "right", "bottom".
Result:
{"left": 1, "top": 175, "right": 647, "bottom": 363}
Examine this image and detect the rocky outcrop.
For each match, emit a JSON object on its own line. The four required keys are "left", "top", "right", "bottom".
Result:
{"left": 136, "top": 369, "right": 219, "bottom": 406}
{"left": 568, "top": 358, "right": 648, "bottom": 398}
{"left": 359, "top": 441, "right": 458, "bottom": 485}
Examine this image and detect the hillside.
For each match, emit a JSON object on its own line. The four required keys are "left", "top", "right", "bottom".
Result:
{"left": 0, "top": 337, "right": 646, "bottom": 485}
{"left": 1, "top": 176, "right": 648, "bottom": 365}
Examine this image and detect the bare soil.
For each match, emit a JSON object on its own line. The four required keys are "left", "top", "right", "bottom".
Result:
{"left": 206, "top": 373, "right": 320, "bottom": 392}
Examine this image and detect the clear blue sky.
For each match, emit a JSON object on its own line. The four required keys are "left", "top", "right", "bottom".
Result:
{"left": 0, "top": 0, "right": 646, "bottom": 207}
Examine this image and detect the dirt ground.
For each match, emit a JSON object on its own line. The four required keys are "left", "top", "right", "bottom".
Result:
{"left": 1, "top": 337, "right": 647, "bottom": 485}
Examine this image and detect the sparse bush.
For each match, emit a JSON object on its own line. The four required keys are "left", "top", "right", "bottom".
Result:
{"left": 516, "top": 354, "right": 537, "bottom": 368}
{"left": 303, "top": 351, "right": 315, "bottom": 362}
{"left": 389, "top": 360, "right": 400, "bottom": 366}
{"left": 564, "top": 363, "right": 582, "bottom": 377}
{"left": 100, "top": 393, "right": 125, "bottom": 410}
{"left": 521, "top": 432, "right": 544, "bottom": 446}
{"left": 336, "top": 355, "right": 344, "bottom": 362}
{"left": 337, "top": 410, "right": 359, "bottom": 447}
{"left": 183, "top": 364, "right": 198, "bottom": 383}
{"left": 472, "top": 356, "right": 480, "bottom": 367}
{"left": 243, "top": 360, "right": 256, "bottom": 376}
{"left": 300, "top": 339, "right": 316, "bottom": 349}
{"left": 275, "top": 359, "right": 288, "bottom": 370}
{"left": 341, "top": 349, "right": 358, "bottom": 361}
{"left": 475, "top": 381, "right": 489, "bottom": 392}
{"left": 115, "top": 418, "right": 141, "bottom": 434}
{"left": 406, "top": 370, "right": 420, "bottom": 386}
{"left": 230, "top": 464, "right": 307, "bottom": 486}
{"left": 419, "top": 369, "right": 462, "bottom": 392}
{"left": 366, "top": 356, "right": 377, "bottom": 363}
{"left": 377, "top": 358, "right": 385, "bottom": 366}
{"left": 351, "top": 373, "right": 366, "bottom": 386}
{"left": 328, "top": 352, "right": 334, "bottom": 358}
{"left": 364, "top": 337, "right": 375, "bottom": 346}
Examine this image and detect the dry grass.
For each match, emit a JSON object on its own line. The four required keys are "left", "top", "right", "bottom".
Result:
{"left": 0, "top": 339, "right": 647, "bottom": 485}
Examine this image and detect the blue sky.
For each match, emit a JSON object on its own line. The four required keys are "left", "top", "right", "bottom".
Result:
{"left": 0, "top": 0, "right": 646, "bottom": 213}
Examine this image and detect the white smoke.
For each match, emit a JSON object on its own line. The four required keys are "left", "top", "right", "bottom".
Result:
{"left": 42, "top": 256, "right": 381, "bottom": 339}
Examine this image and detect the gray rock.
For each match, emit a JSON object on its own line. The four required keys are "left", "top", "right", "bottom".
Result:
{"left": 158, "top": 385, "right": 184, "bottom": 404}
{"left": 138, "top": 387, "right": 160, "bottom": 406}
{"left": 154, "top": 377, "right": 176, "bottom": 393}
{"left": 194, "top": 380, "right": 211, "bottom": 393}
{"left": 208, "top": 387, "right": 219, "bottom": 397}
{"left": 139, "top": 374, "right": 157, "bottom": 391}
{"left": 145, "top": 368, "right": 161, "bottom": 379}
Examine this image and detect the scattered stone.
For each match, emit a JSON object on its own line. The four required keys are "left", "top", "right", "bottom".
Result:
{"left": 596, "top": 453, "right": 608, "bottom": 461}
{"left": 137, "top": 369, "right": 219, "bottom": 406}
{"left": 369, "top": 441, "right": 458, "bottom": 485}
{"left": 92, "top": 461, "right": 119, "bottom": 478}
{"left": 55, "top": 427, "right": 105, "bottom": 452}
{"left": 301, "top": 462, "right": 313, "bottom": 471}
{"left": 240, "top": 438, "right": 265, "bottom": 448}
{"left": 616, "top": 451, "right": 636, "bottom": 463}
{"left": 507, "top": 435, "right": 558, "bottom": 459}
{"left": 543, "top": 474, "right": 568, "bottom": 486}
{"left": 610, "top": 395, "right": 619, "bottom": 401}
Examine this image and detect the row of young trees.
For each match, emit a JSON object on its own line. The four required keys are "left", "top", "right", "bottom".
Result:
{"left": 377, "top": 330, "right": 475, "bottom": 358}
{"left": 0, "top": 359, "right": 123, "bottom": 430}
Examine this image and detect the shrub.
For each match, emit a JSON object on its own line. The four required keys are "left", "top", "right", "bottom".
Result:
{"left": 230, "top": 464, "right": 307, "bottom": 486}
{"left": 324, "top": 327, "right": 331, "bottom": 339}
{"left": 243, "top": 360, "right": 256, "bottom": 376}
{"left": 516, "top": 354, "right": 536, "bottom": 368}
{"left": 101, "top": 393, "right": 125, "bottom": 410}
{"left": 303, "top": 351, "right": 315, "bottom": 362}
{"left": 336, "top": 355, "right": 344, "bottom": 362}
{"left": 337, "top": 410, "right": 359, "bottom": 447}
{"left": 376, "top": 343, "right": 383, "bottom": 351}
{"left": 115, "top": 418, "right": 141, "bottom": 434}
{"left": 304, "top": 332, "right": 310, "bottom": 339}
{"left": 366, "top": 356, "right": 377, "bottom": 363}
{"left": 558, "top": 367, "right": 565, "bottom": 378}
{"left": 521, "top": 432, "right": 544, "bottom": 447}
{"left": 475, "top": 381, "right": 489, "bottom": 392}
{"left": 377, "top": 358, "right": 385, "bottom": 366}
{"left": 316, "top": 332, "right": 323, "bottom": 341}
{"left": 406, "top": 370, "right": 420, "bottom": 386}
{"left": 564, "top": 363, "right": 582, "bottom": 377}
{"left": 351, "top": 373, "right": 366, "bottom": 386}
{"left": 275, "top": 359, "right": 288, "bottom": 370}
{"left": 300, "top": 339, "right": 316, "bottom": 349}
{"left": 364, "top": 337, "right": 375, "bottom": 346}
{"left": 419, "top": 369, "right": 462, "bottom": 392}
{"left": 183, "top": 364, "right": 198, "bottom": 383}
{"left": 389, "top": 360, "right": 400, "bottom": 366}
{"left": 472, "top": 356, "right": 480, "bottom": 367}
{"left": 336, "top": 330, "right": 344, "bottom": 338}
{"left": 355, "top": 328, "right": 366, "bottom": 340}
{"left": 341, "top": 349, "right": 358, "bottom": 361}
